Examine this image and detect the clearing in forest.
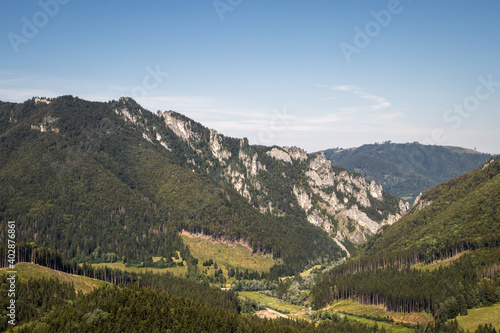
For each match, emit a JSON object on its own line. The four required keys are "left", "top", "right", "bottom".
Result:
{"left": 181, "top": 232, "right": 275, "bottom": 273}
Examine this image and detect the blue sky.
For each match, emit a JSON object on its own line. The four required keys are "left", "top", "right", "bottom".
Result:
{"left": 1, "top": 1, "right": 499, "bottom": 154}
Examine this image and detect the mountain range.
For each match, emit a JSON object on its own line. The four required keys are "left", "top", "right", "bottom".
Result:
{"left": 0, "top": 96, "right": 407, "bottom": 276}
{"left": 1, "top": 96, "right": 499, "bottom": 332}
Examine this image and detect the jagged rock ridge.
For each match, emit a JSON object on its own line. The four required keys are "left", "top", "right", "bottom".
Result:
{"left": 113, "top": 97, "right": 408, "bottom": 249}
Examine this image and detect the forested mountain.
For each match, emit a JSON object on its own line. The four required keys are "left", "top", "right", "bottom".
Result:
{"left": 0, "top": 96, "right": 406, "bottom": 275}
{"left": 0, "top": 96, "right": 345, "bottom": 276}
{"left": 362, "top": 155, "right": 499, "bottom": 261}
{"left": 1, "top": 96, "right": 499, "bottom": 331}
{"left": 323, "top": 142, "right": 493, "bottom": 204}
{"left": 311, "top": 157, "right": 500, "bottom": 325}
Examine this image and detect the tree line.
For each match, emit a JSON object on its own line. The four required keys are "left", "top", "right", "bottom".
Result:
{"left": 311, "top": 247, "right": 500, "bottom": 323}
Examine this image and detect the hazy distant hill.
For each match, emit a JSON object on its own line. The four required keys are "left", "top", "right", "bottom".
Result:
{"left": 323, "top": 142, "right": 493, "bottom": 203}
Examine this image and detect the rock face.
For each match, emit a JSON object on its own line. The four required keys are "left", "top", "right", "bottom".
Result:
{"left": 30, "top": 115, "right": 59, "bottom": 133}
{"left": 112, "top": 98, "right": 408, "bottom": 253}
{"left": 290, "top": 152, "right": 408, "bottom": 246}
{"left": 34, "top": 97, "right": 51, "bottom": 104}
{"left": 267, "top": 147, "right": 292, "bottom": 163}
{"left": 163, "top": 111, "right": 200, "bottom": 142}
{"left": 412, "top": 193, "right": 432, "bottom": 211}
{"left": 210, "top": 129, "right": 232, "bottom": 163}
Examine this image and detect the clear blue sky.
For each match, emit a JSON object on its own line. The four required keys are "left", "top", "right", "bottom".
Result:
{"left": 1, "top": 1, "right": 499, "bottom": 153}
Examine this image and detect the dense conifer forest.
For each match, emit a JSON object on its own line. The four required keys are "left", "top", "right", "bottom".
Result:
{"left": 0, "top": 97, "right": 341, "bottom": 277}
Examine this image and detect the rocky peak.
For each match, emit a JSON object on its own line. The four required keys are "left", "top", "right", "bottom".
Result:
{"left": 412, "top": 193, "right": 432, "bottom": 211}
{"left": 266, "top": 147, "right": 292, "bottom": 163}
{"left": 284, "top": 146, "right": 308, "bottom": 161}
{"left": 34, "top": 97, "right": 51, "bottom": 105}
{"left": 209, "top": 129, "right": 231, "bottom": 163}
{"left": 307, "top": 152, "right": 335, "bottom": 187}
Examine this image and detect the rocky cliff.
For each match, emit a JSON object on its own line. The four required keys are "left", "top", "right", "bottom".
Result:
{"left": 114, "top": 98, "right": 408, "bottom": 251}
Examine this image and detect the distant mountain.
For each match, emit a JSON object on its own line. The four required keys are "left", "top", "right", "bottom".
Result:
{"left": 0, "top": 96, "right": 406, "bottom": 277}
{"left": 323, "top": 142, "right": 493, "bottom": 203}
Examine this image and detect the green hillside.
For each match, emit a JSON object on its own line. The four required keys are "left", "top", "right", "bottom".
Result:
{"left": 362, "top": 156, "right": 500, "bottom": 261}
{"left": 1, "top": 262, "right": 109, "bottom": 294}
{"left": 310, "top": 157, "right": 500, "bottom": 329}
{"left": 324, "top": 142, "right": 492, "bottom": 203}
{"left": 0, "top": 96, "right": 340, "bottom": 276}
{"left": 0, "top": 264, "right": 81, "bottom": 331}
{"left": 456, "top": 304, "right": 500, "bottom": 332}
{"left": 14, "top": 284, "right": 401, "bottom": 333}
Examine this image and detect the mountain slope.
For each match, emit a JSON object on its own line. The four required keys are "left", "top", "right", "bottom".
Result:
{"left": 0, "top": 96, "right": 340, "bottom": 275}
{"left": 362, "top": 155, "right": 500, "bottom": 262}
{"left": 113, "top": 98, "right": 407, "bottom": 248}
{"left": 0, "top": 96, "right": 407, "bottom": 276}
{"left": 17, "top": 284, "right": 383, "bottom": 333}
{"left": 310, "top": 158, "right": 500, "bottom": 324}
{"left": 1, "top": 262, "right": 109, "bottom": 294}
{"left": 324, "top": 142, "right": 493, "bottom": 203}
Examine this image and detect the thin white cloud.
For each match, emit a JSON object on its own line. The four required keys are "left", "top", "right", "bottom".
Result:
{"left": 330, "top": 84, "right": 357, "bottom": 91}
{"left": 317, "top": 84, "right": 392, "bottom": 112}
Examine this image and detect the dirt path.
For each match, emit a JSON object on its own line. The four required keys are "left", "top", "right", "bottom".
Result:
{"left": 334, "top": 238, "right": 350, "bottom": 258}
{"left": 255, "top": 308, "right": 292, "bottom": 320}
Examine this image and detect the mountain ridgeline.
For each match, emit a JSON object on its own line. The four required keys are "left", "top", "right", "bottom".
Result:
{"left": 323, "top": 142, "right": 493, "bottom": 204}
{"left": 0, "top": 96, "right": 404, "bottom": 275}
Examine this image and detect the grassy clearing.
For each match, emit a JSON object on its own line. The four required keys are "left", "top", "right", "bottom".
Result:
{"left": 239, "top": 291, "right": 306, "bottom": 315}
{"left": 456, "top": 304, "right": 500, "bottom": 331}
{"left": 338, "top": 312, "right": 414, "bottom": 332}
{"left": 181, "top": 235, "right": 274, "bottom": 273}
{"left": 328, "top": 300, "right": 432, "bottom": 330}
{"left": 91, "top": 234, "right": 275, "bottom": 288}
{"left": 92, "top": 262, "right": 187, "bottom": 277}
{"left": 1, "top": 262, "right": 108, "bottom": 294}
{"left": 329, "top": 299, "right": 388, "bottom": 318}
{"left": 300, "top": 265, "right": 322, "bottom": 276}
{"left": 413, "top": 252, "right": 466, "bottom": 272}
{"left": 280, "top": 264, "right": 322, "bottom": 281}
